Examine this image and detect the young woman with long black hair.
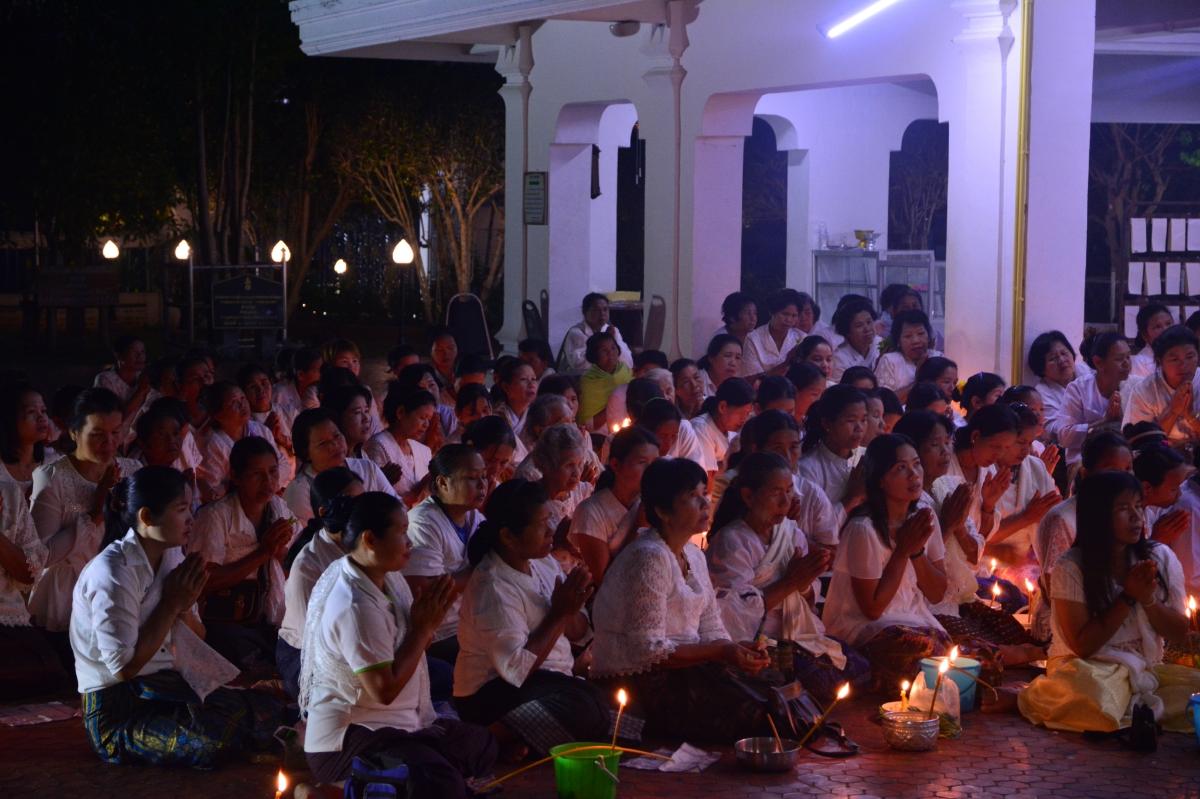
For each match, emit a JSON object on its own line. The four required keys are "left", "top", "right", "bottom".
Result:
{"left": 1020, "top": 470, "right": 1197, "bottom": 733}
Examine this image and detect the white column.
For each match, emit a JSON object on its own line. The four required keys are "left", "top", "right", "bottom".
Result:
{"left": 547, "top": 142, "right": 595, "bottom": 346}
{"left": 1021, "top": 0, "right": 1094, "bottom": 380}
{"left": 639, "top": 2, "right": 693, "bottom": 358}
{"left": 590, "top": 104, "right": 639, "bottom": 293}
{"left": 495, "top": 29, "right": 533, "bottom": 352}
{"left": 690, "top": 135, "right": 746, "bottom": 351}
{"left": 942, "top": 0, "right": 1019, "bottom": 376}
{"left": 784, "top": 149, "right": 812, "bottom": 293}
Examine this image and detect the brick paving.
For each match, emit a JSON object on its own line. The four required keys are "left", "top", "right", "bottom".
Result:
{"left": 2, "top": 687, "right": 1196, "bottom": 799}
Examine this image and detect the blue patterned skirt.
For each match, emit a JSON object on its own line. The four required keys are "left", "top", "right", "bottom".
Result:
{"left": 82, "top": 670, "right": 282, "bottom": 768}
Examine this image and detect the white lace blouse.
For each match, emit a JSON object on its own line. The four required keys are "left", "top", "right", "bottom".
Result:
{"left": 0, "top": 481, "right": 45, "bottom": 627}
{"left": 28, "top": 456, "right": 142, "bottom": 631}
{"left": 591, "top": 530, "right": 729, "bottom": 677}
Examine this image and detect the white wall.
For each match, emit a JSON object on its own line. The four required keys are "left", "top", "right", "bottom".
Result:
{"left": 755, "top": 83, "right": 939, "bottom": 294}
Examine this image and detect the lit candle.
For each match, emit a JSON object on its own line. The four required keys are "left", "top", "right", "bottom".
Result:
{"left": 949, "top": 645, "right": 959, "bottom": 664}
{"left": 927, "top": 657, "right": 950, "bottom": 719}
{"left": 798, "top": 683, "right": 850, "bottom": 747}
{"left": 989, "top": 558, "right": 998, "bottom": 577}
{"left": 610, "top": 688, "right": 628, "bottom": 750}
{"left": 1189, "top": 596, "right": 1198, "bottom": 632}
{"left": 611, "top": 422, "right": 621, "bottom": 434}
{"left": 1024, "top": 578, "right": 1036, "bottom": 598}
{"left": 990, "top": 582, "right": 1002, "bottom": 610}
{"left": 274, "top": 770, "right": 288, "bottom": 799}
{"left": 621, "top": 417, "right": 632, "bottom": 429}
{"left": 900, "top": 680, "right": 910, "bottom": 712}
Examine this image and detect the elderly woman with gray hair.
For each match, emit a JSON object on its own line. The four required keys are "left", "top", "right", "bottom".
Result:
{"left": 514, "top": 394, "right": 601, "bottom": 484}
{"left": 522, "top": 424, "right": 595, "bottom": 569}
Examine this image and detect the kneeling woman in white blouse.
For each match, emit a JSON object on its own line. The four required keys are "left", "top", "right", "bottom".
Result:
{"left": 1020, "top": 471, "right": 1197, "bottom": 733}
{"left": 71, "top": 466, "right": 284, "bottom": 767}
{"left": 591, "top": 457, "right": 770, "bottom": 742}
{"left": 454, "top": 479, "right": 607, "bottom": 756}
{"left": 301, "top": 492, "right": 496, "bottom": 796}
{"left": 707, "top": 452, "right": 872, "bottom": 704}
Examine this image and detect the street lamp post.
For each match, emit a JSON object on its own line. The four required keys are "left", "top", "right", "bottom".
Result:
{"left": 271, "top": 240, "right": 291, "bottom": 342}
{"left": 391, "top": 239, "right": 415, "bottom": 343}
{"left": 174, "top": 240, "right": 194, "bottom": 343}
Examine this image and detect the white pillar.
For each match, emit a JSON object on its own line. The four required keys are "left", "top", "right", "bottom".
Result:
{"left": 942, "top": 0, "right": 1019, "bottom": 376}
{"left": 547, "top": 142, "right": 595, "bottom": 346}
{"left": 495, "top": 30, "right": 533, "bottom": 352}
{"left": 639, "top": 2, "right": 693, "bottom": 358}
{"left": 784, "top": 149, "right": 812, "bottom": 293}
{"left": 690, "top": 135, "right": 746, "bottom": 351}
{"left": 590, "top": 104, "right": 639, "bottom": 293}
{"left": 1021, "top": 0, "right": 1095, "bottom": 379}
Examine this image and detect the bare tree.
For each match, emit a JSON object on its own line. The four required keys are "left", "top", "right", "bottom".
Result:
{"left": 889, "top": 123, "right": 948, "bottom": 251}
{"left": 1088, "top": 123, "right": 1179, "bottom": 313}
{"left": 350, "top": 105, "right": 505, "bottom": 322}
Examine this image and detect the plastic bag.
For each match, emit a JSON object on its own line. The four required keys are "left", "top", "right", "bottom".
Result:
{"left": 907, "top": 671, "right": 961, "bottom": 729}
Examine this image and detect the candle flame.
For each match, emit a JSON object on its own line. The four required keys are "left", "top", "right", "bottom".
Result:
{"left": 1024, "top": 578, "right": 1035, "bottom": 594}
{"left": 621, "top": 417, "right": 632, "bottom": 429}
{"left": 611, "top": 423, "right": 621, "bottom": 434}
{"left": 616, "top": 688, "right": 628, "bottom": 707}
{"left": 276, "top": 770, "right": 288, "bottom": 793}
{"left": 938, "top": 657, "right": 950, "bottom": 675}
{"left": 836, "top": 683, "right": 850, "bottom": 700}
{"left": 1189, "top": 595, "right": 1197, "bottom": 612}
{"left": 901, "top": 679, "right": 910, "bottom": 692}
{"left": 989, "top": 557, "right": 998, "bottom": 573}
{"left": 949, "top": 645, "right": 959, "bottom": 662}
{"left": 991, "top": 583, "right": 1002, "bottom": 598}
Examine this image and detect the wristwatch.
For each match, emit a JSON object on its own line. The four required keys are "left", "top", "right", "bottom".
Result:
{"left": 1118, "top": 591, "right": 1138, "bottom": 608}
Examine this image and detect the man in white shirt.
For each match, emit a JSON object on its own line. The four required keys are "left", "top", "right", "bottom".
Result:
{"left": 558, "top": 292, "right": 634, "bottom": 373}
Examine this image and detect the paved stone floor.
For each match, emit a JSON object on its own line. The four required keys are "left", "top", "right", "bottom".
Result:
{"left": 3, "top": 691, "right": 1197, "bottom": 799}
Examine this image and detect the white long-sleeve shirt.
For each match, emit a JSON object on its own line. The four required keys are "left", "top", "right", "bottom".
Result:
{"left": 1049, "top": 373, "right": 1121, "bottom": 466}
{"left": 70, "top": 531, "right": 230, "bottom": 696}
{"left": 1122, "top": 368, "right": 1200, "bottom": 443}
{"left": 796, "top": 442, "right": 864, "bottom": 532}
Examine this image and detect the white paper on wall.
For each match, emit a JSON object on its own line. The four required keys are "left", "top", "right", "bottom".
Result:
{"left": 1171, "top": 219, "right": 1188, "bottom": 251}
{"left": 1166, "top": 263, "right": 1182, "bottom": 295}
{"left": 1145, "top": 263, "right": 1163, "bottom": 295}
{"left": 1128, "top": 262, "right": 1145, "bottom": 295}
{"left": 1152, "top": 218, "right": 1168, "bottom": 251}
{"left": 1125, "top": 306, "right": 1139, "bottom": 337}
{"left": 1188, "top": 263, "right": 1200, "bottom": 294}
{"left": 1131, "top": 218, "right": 1148, "bottom": 253}
{"left": 1189, "top": 219, "right": 1200, "bottom": 251}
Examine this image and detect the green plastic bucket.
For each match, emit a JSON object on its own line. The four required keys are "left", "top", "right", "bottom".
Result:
{"left": 550, "top": 742, "right": 622, "bottom": 799}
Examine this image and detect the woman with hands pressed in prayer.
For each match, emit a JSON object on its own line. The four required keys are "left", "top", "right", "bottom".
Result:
{"left": 454, "top": 479, "right": 609, "bottom": 760}
{"left": 590, "top": 457, "right": 772, "bottom": 742}
{"left": 708, "top": 452, "right": 871, "bottom": 703}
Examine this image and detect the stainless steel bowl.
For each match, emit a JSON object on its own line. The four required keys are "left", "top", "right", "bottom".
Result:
{"left": 734, "top": 736, "right": 801, "bottom": 772}
{"left": 881, "top": 711, "right": 940, "bottom": 751}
